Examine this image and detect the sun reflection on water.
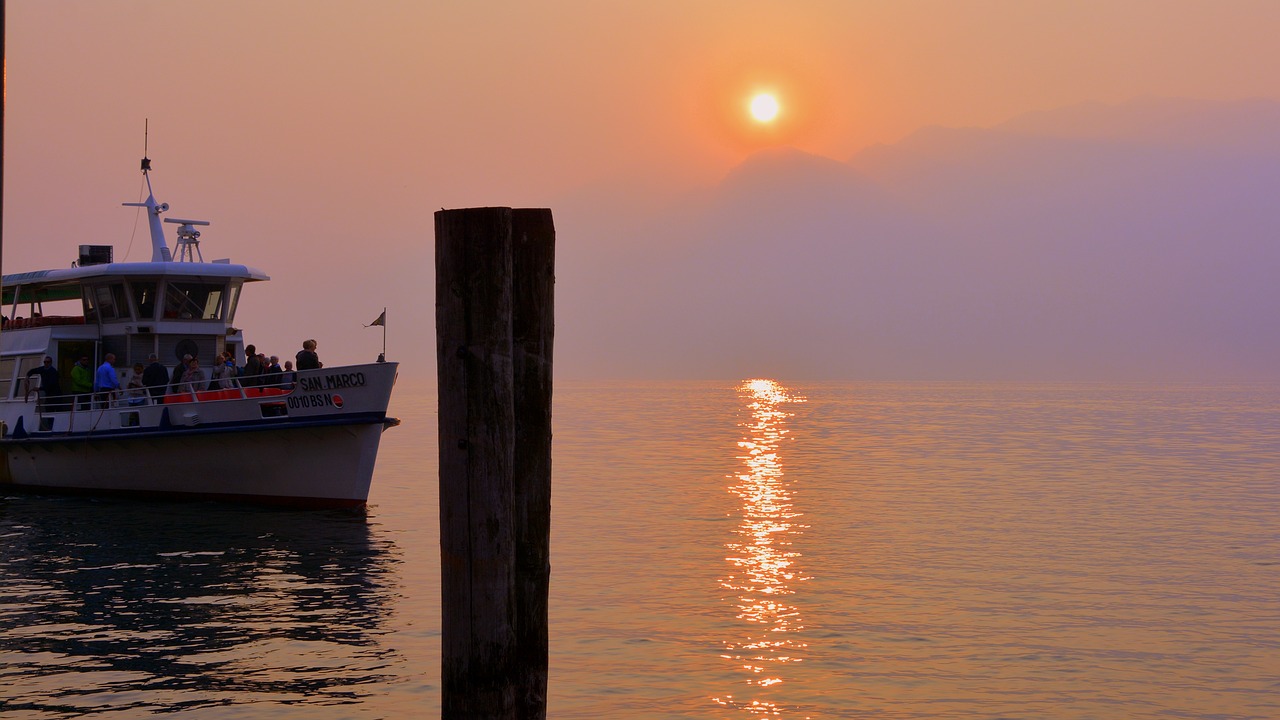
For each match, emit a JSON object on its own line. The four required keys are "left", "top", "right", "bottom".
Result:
{"left": 714, "top": 378, "right": 810, "bottom": 717}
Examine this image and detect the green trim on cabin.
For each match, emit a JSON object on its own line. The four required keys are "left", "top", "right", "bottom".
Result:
{"left": 2, "top": 283, "right": 83, "bottom": 305}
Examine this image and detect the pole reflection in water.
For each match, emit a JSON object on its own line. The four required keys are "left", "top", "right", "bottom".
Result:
{"left": 714, "top": 379, "right": 809, "bottom": 717}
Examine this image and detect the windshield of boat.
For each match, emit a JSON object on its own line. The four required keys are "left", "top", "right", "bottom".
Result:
{"left": 163, "top": 282, "right": 226, "bottom": 320}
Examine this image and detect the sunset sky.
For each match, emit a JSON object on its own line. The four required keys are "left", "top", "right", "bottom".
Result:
{"left": 5, "top": 1, "right": 1280, "bottom": 379}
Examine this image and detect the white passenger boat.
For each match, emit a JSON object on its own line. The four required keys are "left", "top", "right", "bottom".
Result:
{"left": 0, "top": 157, "right": 399, "bottom": 508}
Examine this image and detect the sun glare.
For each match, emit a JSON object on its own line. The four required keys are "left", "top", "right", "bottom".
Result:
{"left": 750, "top": 93, "right": 779, "bottom": 123}
{"left": 712, "top": 68, "right": 815, "bottom": 148}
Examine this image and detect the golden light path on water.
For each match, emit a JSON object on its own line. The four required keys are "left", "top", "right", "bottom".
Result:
{"left": 713, "top": 379, "right": 810, "bottom": 717}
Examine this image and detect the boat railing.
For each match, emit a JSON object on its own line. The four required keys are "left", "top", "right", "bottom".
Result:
{"left": 158, "top": 375, "right": 299, "bottom": 406}
{"left": 22, "top": 375, "right": 297, "bottom": 414}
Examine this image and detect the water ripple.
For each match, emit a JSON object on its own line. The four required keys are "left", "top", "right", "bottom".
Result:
{"left": 0, "top": 498, "right": 399, "bottom": 717}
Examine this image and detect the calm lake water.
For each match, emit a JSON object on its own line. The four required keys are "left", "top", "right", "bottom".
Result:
{"left": 2, "top": 381, "right": 1277, "bottom": 718}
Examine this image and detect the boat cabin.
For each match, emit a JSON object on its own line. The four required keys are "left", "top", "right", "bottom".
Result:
{"left": 2, "top": 259, "right": 268, "bottom": 400}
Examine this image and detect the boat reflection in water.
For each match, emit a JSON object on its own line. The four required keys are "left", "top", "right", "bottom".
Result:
{"left": 714, "top": 379, "right": 810, "bottom": 716}
{"left": 0, "top": 496, "right": 400, "bottom": 717}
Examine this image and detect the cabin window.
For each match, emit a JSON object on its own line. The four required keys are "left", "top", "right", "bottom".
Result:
{"left": 85, "top": 283, "right": 130, "bottom": 321}
{"left": 0, "top": 356, "right": 40, "bottom": 400}
{"left": 15, "top": 356, "right": 43, "bottom": 398}
{"left": 82, "top": 288, "right": 98, "bottom": 323}
{"left": 163, "top": 282, "right": 226, "bottom": 321}
{"left": 94, "top": 286, "right": 118, "bottom": 320}
{"left": 130, "top": 281, "right": 159, "bottom": 320}
{"left": 0, "top": 358, "right": 15, "bottom": 399}
{"left": 225, "top": 284, "right": 243, "bottom": 325}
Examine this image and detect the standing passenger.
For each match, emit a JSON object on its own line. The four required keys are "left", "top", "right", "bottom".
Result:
{"left": 181, "top": 358, "right": 207, "bottom": 394}
{"left": 25, "top": 356, "right": 63, "bottom": 409}
{"left": 264, "top": 355, "right": 283, "bottom": 387}
{"left": 243, "top": 345, "right": 263, "bottom": 387}
{"left": 209, "top": 352, "right": 231, "bottom": 390}
{"left": 295, "top": 339, "right": 322, "bottom": 371}
{"left": 71, "top": 356, "right": 93, "bottom": 409}
{"left": 170, "top": 354, "right": 192, "bottom": 393}
{"left": 142, "top": 353, "right": 169, "bottom": 400}
{"left": 126, "top": 363, "right": 148, "bottom": 405}
{"left": 94, "top": 353, "right": 121, "bottom": 408}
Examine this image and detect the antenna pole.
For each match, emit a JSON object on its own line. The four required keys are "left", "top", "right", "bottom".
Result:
{"left": 2, "top": 0, "right": 7, "bottom": 302}
{"left": 141, "top": 119, "right": 151, "bottom": 173}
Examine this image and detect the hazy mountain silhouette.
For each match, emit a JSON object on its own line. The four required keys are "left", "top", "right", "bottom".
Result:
{"left": 998, "top": 97, "right": 1280, "bottom": 154}
{"left": 556, "top": 98, "right": 1280, "bottom": 380}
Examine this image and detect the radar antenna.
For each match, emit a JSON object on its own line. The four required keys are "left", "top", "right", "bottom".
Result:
{"left": 165, "top": 218, "right": 212, "bottom": 262}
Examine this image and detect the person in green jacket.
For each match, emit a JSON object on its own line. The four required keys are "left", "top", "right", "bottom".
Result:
{"left": 70, "top": 356, "right": 93, "bottom": 410}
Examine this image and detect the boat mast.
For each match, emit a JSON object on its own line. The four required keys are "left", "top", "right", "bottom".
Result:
{"left": 121, "top": 122, "right": 173, "bottom": 262}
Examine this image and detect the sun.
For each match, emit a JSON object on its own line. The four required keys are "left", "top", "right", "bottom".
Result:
{"left": 749, "top": 93, "right": 780, "bottom": 123}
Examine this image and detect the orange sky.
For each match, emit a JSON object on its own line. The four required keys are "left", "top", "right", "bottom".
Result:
{"left": 5, "top": 0, "right": 1280, "bottom": 373}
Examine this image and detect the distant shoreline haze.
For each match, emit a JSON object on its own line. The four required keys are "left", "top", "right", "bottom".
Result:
{"left": 554, "top": 98, "right": 1280, "bottom": 382}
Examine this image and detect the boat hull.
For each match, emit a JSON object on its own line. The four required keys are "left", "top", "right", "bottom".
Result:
{"left": 0, "top": 420, "right": 388, "bottom": 508}
{"left": 0, "top": 362, "right": 398, "bottom": 508}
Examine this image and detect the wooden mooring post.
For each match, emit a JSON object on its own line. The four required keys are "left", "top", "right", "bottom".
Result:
{"left": 436, "top": 207, "right": 554, "bottom": 719}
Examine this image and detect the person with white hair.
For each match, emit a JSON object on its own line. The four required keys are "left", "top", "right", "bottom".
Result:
{"left": 209, "top": 352, "right": 231, "bottom": 389}
{"left": 170, "top": 354, "right": 192, "bottom": 393}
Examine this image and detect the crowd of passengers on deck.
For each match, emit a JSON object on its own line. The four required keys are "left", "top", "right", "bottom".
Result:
{"left": 24, "top": 339, "right": 323, "bottom": 410}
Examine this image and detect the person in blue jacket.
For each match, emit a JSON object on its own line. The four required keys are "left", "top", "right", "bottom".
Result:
{"left": 94, "top": 353, "right": 121, "bottom": 408}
